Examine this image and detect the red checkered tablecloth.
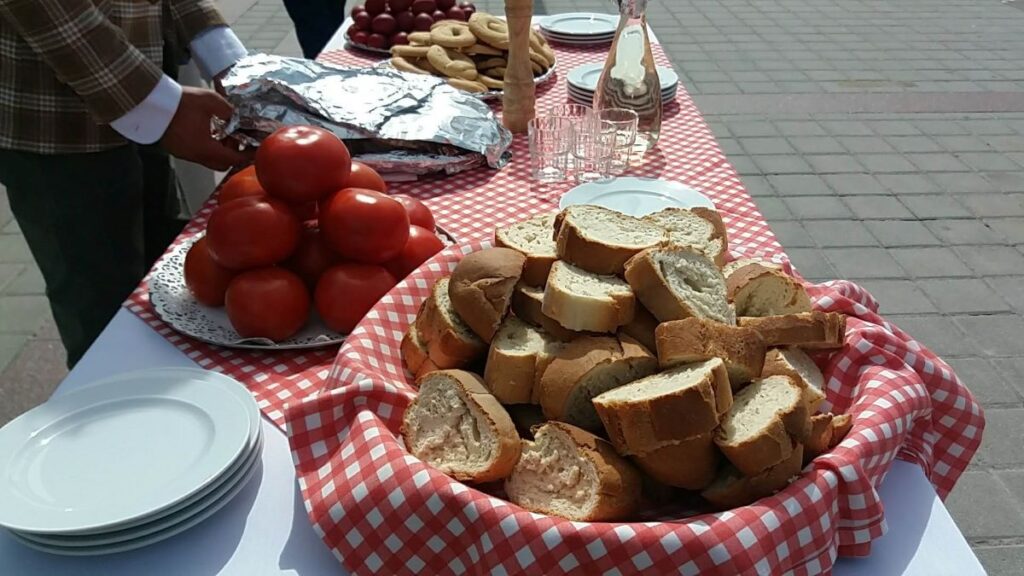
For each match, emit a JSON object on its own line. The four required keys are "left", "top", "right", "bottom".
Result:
{"left": 123, "top": 42, "right": 984, "bottom": 574}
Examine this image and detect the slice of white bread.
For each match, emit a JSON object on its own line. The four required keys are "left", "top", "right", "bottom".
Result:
{"left": 624, "top": 245, "right": 734, "bottom": 325}
{"left": 641, "top": 207, "right": 728, "bottom": 267}
{"left": 483, "top": 316, "right": 549, "bottom": 404}
{"left": 537, "top": 335, "right": 657, "bottom": 431}
{"left": 722, "top": 258, "right": 781, "bottom": 278}
{"left": 417, "top": 277, "right": 487, "bottom": 369}
{"left": 505, "top": 421, "right": 642, "bottom": 521}
{"left": 762, "top": 347, "right": 827, "bottom": 412}
{"left": 738, "top": 311, "right": 847, "bottom": 350}
{"left": 554, "top": 205, "right": 668, "bottom": 275}
{"left": 494, "top": 214, "right": 558, "bottom": 287}
{"left": 511, "top": 282, "right": 585, "bottom": 342}
{"left": 401, "top": 320, "right": 441, "bottom": 381}
{"left": 714, "top": 375, "right": 810, "bottom": 476}
{"left": 593, "top": 358, "right": 733, "bottom": 451}
{"left": 726, "top": 263, "right": 812, "bottom": 317}
{"left": 402, "top": 370, "right": 521, "bottom": 482}
{"left": 618, "top": 302, "right": 659, "bottom": 354}
{"left": 655, "top": 317, "right": 766, "bottom": 390}
{"left": 449, "top": 247, "right": 526, "bottom": 343}
{"left": 630, "top": 433, "right": 719, "bottom": 490}
{"left": 542, "top": 261, "right": 636, "bottom": 333}
{"left": 701, "top": 442, "right": 804, "bottom": 510}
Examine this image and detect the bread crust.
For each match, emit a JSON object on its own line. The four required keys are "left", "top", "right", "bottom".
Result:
{"left": 510, "top": 283, "right": 585, "bottom": 342}
{"left": 449, "top": 248, "right": 526, "bottom": 343}
{"left": 623, "top": 245, "right": 730, "bottom": 324}
{"left": 701, "top": 443, "right": 804, "bottom": 510}
{"left": 494, "top": 216, "right": 557, "bottom": 287}
{"left": 630, "top": 433, "right": 719, "bottom": 490}
{"left": 402, "top": 370, "right": 521, "bottom": 483}
{"left": 761, "top": 347, "right": 827, "bottom": 412}
{"left": 738, "top": 311, "right": 847, "bottom": 349}
{"left": 726, "top": 263, "right": 811, "bottom": 317}
{"left": 417, "top": 279, "right": 487, "bottom": 368}
{"left": 593, "top": 358, "right": 732, "bottom": 451}
{"left": 483, "top": 320, "right": 547, "bottom": 404}
{"left": 830, "top": 413, "right": 853, "bottom": 447}
{"left": 555, "top": 207, "right": 667, "bottom": 275}
{"left": 619, "top": 302, "right": 659, "bottom": 354}
{"left": 542, "top": 263, "right": 636, "bottom": 333}
{"left": 715, "top": 375, "right": 808, "bottom": 475}
{"left": 655, "top": 317, "right": 766, "bottom": 390}
{"left": 401, "top": 321, "right": 430, "bottom": 377}
{"left": 804, "top": 413, "right": 834, "bottom": 463}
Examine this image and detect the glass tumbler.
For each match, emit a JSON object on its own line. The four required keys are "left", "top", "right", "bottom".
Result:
{"left": 571, "top": 119, "right": 616, "bottom": 183}
{"left": 546, "top": 104, "right": 594, "bottom": 121}
{"left": 597, "top": 108, "right": 639, "bottom": 174}
{"left": 528, "top": 116, "right": 573, "bottom": 183}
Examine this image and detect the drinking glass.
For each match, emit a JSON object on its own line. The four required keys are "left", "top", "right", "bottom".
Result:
{"left": 571, "top": 119, "right": 615, "bottom": 183}
{"left": 528, "top": 116, "right": 573, "bottom": 183}
{"left": 546, "top": 104, "right": 594, "bottom": 121}
{"left": 597, "top": 108, "right": 639, "bottom": 174}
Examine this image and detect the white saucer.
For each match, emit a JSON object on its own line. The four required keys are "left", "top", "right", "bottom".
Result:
{"left": 560, "top": 177, "right": 715, "bottom": 217}
{"left": 540, "top": 13, "right": 618, "bottom": 36}
{"left": 567, "top": 63, "right": 679, "bottom": 93}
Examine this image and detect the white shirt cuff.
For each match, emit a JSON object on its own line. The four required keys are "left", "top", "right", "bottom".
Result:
{"left": 190, "top": 26, "right": 248, "bottom": 81}
{"left": 109, "top": 75, "right": 183, "bottom": 145}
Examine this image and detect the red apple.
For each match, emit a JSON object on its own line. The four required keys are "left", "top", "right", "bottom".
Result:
{"left": 431, "top": 9, "right": 445, "bottom": 21}
{"left": 446, "top": 6, "right": 465, "bottom": 20}
{"left": 352, "top": 30, "right": 370, "bottom": 45}
{"left": 389, "top": 0, "right": 413, "bottom": 11}
{"left": 367, "top": 33, "right": 389, "bottom": 49}
{"left": 413, "top": 12, "right": 434, "bottom": 30}
{"left": 391, "top": 31, "right": 409, "bottom": 45}
{"left": 395, "top": 10, "right": 416, "bottom": 31}
{"left": 436, "top": 0, "right": 455, "bottom": 9}
{"left": 460, "top": 2, "right": 475, "bottom": 16}
{"left": 411, "top": 0, "right": 435, "bottom": 14}
{"left": 346, "top": 25, "right": 359, "bottom": 39}
{"left": 353, "top": 10, "right": 372, "bottom": 30}
{"left": 372, "top": 13, "right": 397, "bottom": 34}
{"left": 350, "top": 4, "right": 365, "bottom": 17}
{"left": 365, "top": 0, "right": 387, "bottom": 15}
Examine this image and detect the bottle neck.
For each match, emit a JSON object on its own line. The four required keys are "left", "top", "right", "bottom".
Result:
{"left": 618, "top": 0, "right": 648, "bottom": 18}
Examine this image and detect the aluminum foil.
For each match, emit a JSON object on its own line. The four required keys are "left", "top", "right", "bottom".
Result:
{"left": 220, "top": 53, "right": 512, "bottom": 175}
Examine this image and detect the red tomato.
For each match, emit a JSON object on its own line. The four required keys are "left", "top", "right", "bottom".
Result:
{"left": 291, "top": 201, "right": 318, "bottom": 222}
{"left": 225, "top": 268, "right": 311, "bottom": 341}
{"left": 218, "top": 166, "right": 266, "bottom": 204}
{"left": 391, "top": 194, "right": 435, "bottom": 230}
{"left": 206, "top": 196, "right": 301, "bottom": 270}
{"left": 346, "top": 161, "right": 387, "bottom": 193}
{"left": 255, "top": 126, "right": 351, "bottom": 203}
{"left": 320, "top": 188, "right": 410, "bottom": 264}
{"left": 285, "top": 225, "right": 339, "bottom": 287}
{"left": 384, "top": 226, "right": 444, "bottom": 279}
{"left": 315, "top": 264, "right": 397, "bottom": 333}
{"left": 183, "top": 236, "right": 235, "bottom": 306}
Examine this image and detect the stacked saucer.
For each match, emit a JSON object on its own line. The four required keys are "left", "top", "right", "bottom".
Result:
{"left": 566, "top": 62, "right": 680, "bottom": 106}
{"left": 0, "top": 368, "right": 262, "bottom": 556}
{"left": 538, "top": 13, "right": 618, "bottom": 45}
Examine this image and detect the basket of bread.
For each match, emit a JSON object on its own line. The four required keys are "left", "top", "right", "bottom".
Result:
{"left": 288, "top": 203, "right": 984, "bottom": 574}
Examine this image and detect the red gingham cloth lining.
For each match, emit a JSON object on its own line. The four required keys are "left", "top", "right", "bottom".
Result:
{"left": 121, "top": 42, "right": 984, "bottom": 574}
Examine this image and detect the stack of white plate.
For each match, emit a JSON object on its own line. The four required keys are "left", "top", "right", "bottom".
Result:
{"left": 538, "top": 13, "right": 618, "bottom": 45}
{"left": 566, "top": 62, "right": 680, "bottom": 106}
{"left": 0, "top": 368, "right": 262, "bottom": 556}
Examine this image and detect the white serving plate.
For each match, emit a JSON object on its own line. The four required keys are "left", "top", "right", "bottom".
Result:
{"left": 567, "top": 62, "right": 679, "bottom": 93}
{"left": 560, "top": 177, "right": 715, "bottom": 217}
{"left": 539, "top": 12, "right": 618, "bottom": 37}
{"left": 0, "top": 369, "right": 253, "bottom": 534}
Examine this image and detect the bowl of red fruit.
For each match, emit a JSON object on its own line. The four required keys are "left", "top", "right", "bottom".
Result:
{"left": 345, "top": 0, "right": 478, "bottom": 53}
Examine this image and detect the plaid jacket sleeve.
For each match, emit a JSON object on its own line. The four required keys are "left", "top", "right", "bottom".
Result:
{"left": 0, "top": 0, "right": 164, "bottom": 124}
{"left": 167, "top": 0, "right": 227, "bottom": 44}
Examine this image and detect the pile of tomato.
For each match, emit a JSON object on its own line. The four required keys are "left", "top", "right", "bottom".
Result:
{"left": 184, "top": 125, "right": 445, "bottom": 341}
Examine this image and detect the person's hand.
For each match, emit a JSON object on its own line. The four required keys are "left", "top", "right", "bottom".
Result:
{"left": 161, "top": 86, "right": 252, "bottom": 171}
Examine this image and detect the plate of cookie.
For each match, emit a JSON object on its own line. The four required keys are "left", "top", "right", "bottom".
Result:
{"left": 385, "top": 12, "right": 557, "bottom": 98}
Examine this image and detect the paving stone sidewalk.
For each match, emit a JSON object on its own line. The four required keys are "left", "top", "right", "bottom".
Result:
{"left": 1, "top": 0, "right": 1022, "bottom": 572}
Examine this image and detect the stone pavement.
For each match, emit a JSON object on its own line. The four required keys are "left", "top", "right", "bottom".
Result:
{"left": 0, "top": 0, "right": 1022, "bottom": 571}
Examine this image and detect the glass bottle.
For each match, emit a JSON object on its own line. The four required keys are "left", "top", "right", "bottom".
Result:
{"left": 593, "top": 0, "right": 662, "bottom": 157}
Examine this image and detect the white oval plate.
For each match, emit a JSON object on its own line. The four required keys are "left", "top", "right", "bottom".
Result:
{"left": 540, "top": 13, "right": 618, "bottom": 36}
{"left": 560, "top": 177, "right": 715, "bottom": 217}
{"left": 8, "top": 434, "right": 262, "bottom": 556}
{"left": 0, "top": 369, "right": 252, "bottom": 534}
{"left": 567, "top": 62, "right": 679, "bottom": 93}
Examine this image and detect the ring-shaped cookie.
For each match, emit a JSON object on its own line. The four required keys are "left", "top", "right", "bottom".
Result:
{"left": 430, "top": 22, "right": 477, "bottom": 48}
{"left": 447, "top": 78, "right": 489, "bottom": 93}
{"left": 463, "top": 42, "right": 503, "bottom": 56}
{"left": 391, "top": 56, "right": 431, "bottom": 75}
{"left": 407, "top": 32, "right": 432, "bottom": 45}
{"left": 426, "top": 45, "right": 479, "bottom": 80}
{"left": 483, "top": 66, "right": 506, "bottom": 79}
{"left": 468, "top": 12, "right": 509, "bottom": 49}
{"left": 476, "top": 74, "right": 504, "bottom": 90}
{"left": 391, "top": 44, "right": 431, "bottom": 58}
{"left": 475, "top": 57, "right": 507, "bottom": 70}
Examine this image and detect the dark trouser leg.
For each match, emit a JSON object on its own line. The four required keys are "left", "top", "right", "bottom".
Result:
{"left": 0, "top": 145, "right": 176, "bottom": 367}
{"left": 138, "top": 144, "right": 185, "bottom": 268}
{"left": 283, "top": 0, "right": 346, "bottom": 59}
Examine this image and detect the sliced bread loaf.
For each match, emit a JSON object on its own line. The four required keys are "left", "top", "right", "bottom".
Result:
{"left": 449, "top": 247, "right": 526, "bottom": 343}
{"left": 624, "top": 245, "right": 734, "bottom": 324}
{"left": 537, "top": 335, "right": 658, "bottom": 431}
{"left": 402, "top": 370, "right": 521, "bottom": 482}
{"left": 738, "top": 311, "right": 847, "bottom": 349}
{"left": 701, "top": 442, "right": 804, "bottom": 510}
{"left": 495, "top": 214, "right": 558, "bottom": 287}
{"left": 506, "top": 404, "right": 546, "bottom": 439}
{"left": 722, "top": 258, "right": 781, "bottom": 278}
{"left": 554, "top": 205, "right": 668, "bottom": 275}
{"left": 630, "top": 433, "right": 719, "bottom": 490}
{"left": 417, "top": 277, "right": 487, "bottom": 369}
{"left": 618, "top": 302, "right": 660, "bottom": 354}
{"left": 510, "top": 282, "right": 585, "bottom": 342}
{"left": 641, "top": 207, "right": 729, "bottom": 267}
{"left": 830, "top": 413, "right": 853, "bottom": 447}
{"left": 715, "top": 375, "right": 810, "bottom": 476}
{"left": 804, "top": 413, "right": 835, "bottom": 462}
{"left": 762, "top": 347, "right": 827, "bottom": 412}
{"left": 542, "top": 261, "right": 636, "bottom": 333}
{"left": 483, "top": 316, "right": 549, "bottom": 404}
{"left": 727, "top": 263, "right": 812, "bottom": 317}
{"left": 401, "top": 320, "right": 441, "bottom": 380}
{"left": 655, "top": 317, "right": 766, "bottom": 390}
{"left": 505, "top": 422, "right": 641, "bottom": 521}
{"left": 592, "top": 357, "right": 733, "bottom": 451}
